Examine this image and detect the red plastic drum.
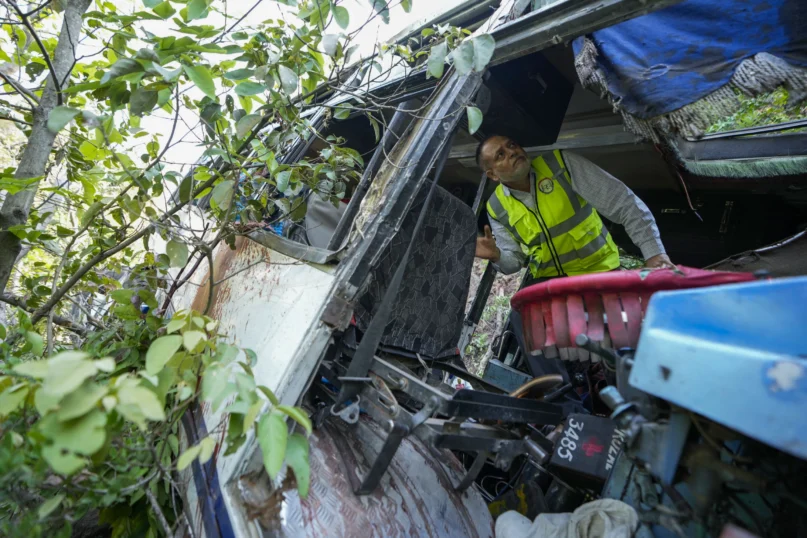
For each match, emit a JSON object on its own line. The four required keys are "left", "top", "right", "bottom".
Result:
{"left": 510, "top": 267, "right": 756, "bottom": 361}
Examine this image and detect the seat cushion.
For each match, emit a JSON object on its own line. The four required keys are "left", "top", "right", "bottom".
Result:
{"left": 354, "top": 184, "right": 476, "bottom": 359}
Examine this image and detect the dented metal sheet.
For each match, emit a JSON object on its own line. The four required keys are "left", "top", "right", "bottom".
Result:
{"left": 171, "top": 235, "right": 337, "bottom": 537}
{"left": 239, "top": 417, "right": 494, "bottom": 538}
{"left": 631, "top": 277, "right": 807, "bottom": 459}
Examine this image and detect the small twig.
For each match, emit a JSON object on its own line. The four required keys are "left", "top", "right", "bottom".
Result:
{"left": 0, "top": 293, "right": 87, "bottom": 336}
{"left": 145, "top": 487, "right": 172, "bottom": 538}
{"left": 203, "top": 249, "right": 215, "bottom": 316}
{"left": 0, "top": 112, "right": 30, "bottom": 125}
{"left": 8, "top": 0, "right": 62, "bottom": 105}
{"left": 0, "top": 72, "right": 39, "bottom": 107}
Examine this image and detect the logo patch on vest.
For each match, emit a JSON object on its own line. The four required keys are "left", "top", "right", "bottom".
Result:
{"left": 538, "top": 178, "right": 554, "bottom": 194}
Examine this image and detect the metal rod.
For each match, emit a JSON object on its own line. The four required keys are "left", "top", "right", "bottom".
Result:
{"left": 327, "top": 99, "right": 419, "bottom": 250}
{"left": 456, "top": 451, "right": 490, "bottom": 493}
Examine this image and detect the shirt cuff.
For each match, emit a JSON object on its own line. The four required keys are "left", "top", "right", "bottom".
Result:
{"left": 639, "top": 239, "right": 666, "bottom": 261}
{"left": 492, "top": 250, "right": 525, "bottom": 275}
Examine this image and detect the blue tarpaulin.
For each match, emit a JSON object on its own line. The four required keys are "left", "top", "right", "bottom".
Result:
{"left": 573, "top": 0, "right": 807, "bottom": 120}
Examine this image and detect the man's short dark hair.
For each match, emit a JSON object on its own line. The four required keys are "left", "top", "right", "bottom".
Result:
{"left": 475, "top": 134, "right": 504, "bottom": 168}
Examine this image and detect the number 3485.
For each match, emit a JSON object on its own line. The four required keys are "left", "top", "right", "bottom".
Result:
{"left": 556, "top": 417, "right": 584, "bottom": 462}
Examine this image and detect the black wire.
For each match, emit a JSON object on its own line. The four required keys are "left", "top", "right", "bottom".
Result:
{"left": 509, "top": 191, "right": 565, "bottom": 277}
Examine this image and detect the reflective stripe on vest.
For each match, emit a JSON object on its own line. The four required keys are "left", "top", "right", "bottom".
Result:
{"left": 527, "top": 225, "right": 610, "bottom": 274}
{"left": 488, "top": 193, "right": 593, "bottom": 248}
{"left": 486, "top": 150, "right": 618, "bottom": 277}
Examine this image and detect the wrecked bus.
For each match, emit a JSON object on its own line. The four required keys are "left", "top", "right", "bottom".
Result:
{"left": 169, "top": 0, "right": 807, "bottom": 536}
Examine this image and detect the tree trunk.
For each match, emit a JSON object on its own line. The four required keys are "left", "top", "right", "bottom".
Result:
{"left": 0, "top": 0, "right": 92, "bottom": 294}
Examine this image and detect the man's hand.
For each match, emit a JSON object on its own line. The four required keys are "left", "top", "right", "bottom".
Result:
{"left": 476, "top": 225, "right": 501, "bottom": 262}
{"left": 645, "top": 253, "right": 674, "bottom": 269}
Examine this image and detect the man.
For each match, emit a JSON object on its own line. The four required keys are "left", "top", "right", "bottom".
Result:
{"left": 475, "top": 135, "right": 672, "bottom": 277}
{"left": 475, "top": 135, "right": 672, "bottom": 403}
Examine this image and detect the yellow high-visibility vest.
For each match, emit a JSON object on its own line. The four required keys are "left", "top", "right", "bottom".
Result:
{"left": 486, "top": 151, "right": 620, "bottom": 278}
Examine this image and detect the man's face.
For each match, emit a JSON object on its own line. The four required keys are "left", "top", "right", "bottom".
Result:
{"left": 480, "top": 136, "right": 531, "bottom": 186}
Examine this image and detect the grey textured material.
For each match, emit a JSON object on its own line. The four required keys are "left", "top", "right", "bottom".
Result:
{"left": 354, "top": 185, "right": 476, "bottom": 359}
{"left": 489, "top": 151, "right": 666, "bottom": 274}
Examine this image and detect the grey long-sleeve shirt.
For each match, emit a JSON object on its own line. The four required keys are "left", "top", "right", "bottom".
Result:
{"left": 489, "top": 151, "right": 666, "bottom": 275}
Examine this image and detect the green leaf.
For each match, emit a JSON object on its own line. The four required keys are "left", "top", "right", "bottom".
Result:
{"left": 367, "top": 114, "right": 380, "bottom": 142}
{"left": 452, "top": 39, "right": 474, "bottom": 75}
{"left": 243, "top": 400, "right": 263, "bottom": 434}
{"left": 277, "top": 65, "right": 298, "bottom": 96}
{"left": 55, "top": 225, "right": 73, "bottom": 237}
{"left": 210, "top": 180, "right": 234, "bottom": 210}
{"left": 47, "top": 106, "right": 80, "bottom": 134}
{"left": 146, "top": 335, "right": 183, "bottom": 374}
{"left": 41, "top": 445, "right": 85, "bottom": 475}
{"left": 117, "top": 385, "right": 166, "bottom": 424}
{"left": 57, "top": 382, "right": 107, "bottom": 422}
{"left": 258, "top": 412, "right": 287, "bottom": 479}
{"left": 0, "top": 385, "right": 29, "bottom": 417}
{"left": 43, "top": 352, "right": 95, "bottom": 399}
{"left": 177, "top": 443, "right": 201, "bottom": 470}
{"left": 276, "top": 405, "right": 312, "bottom": 436}
{"left": 38, "top": 494, "right": 64, "bottom": 521}
{"left": 236, "top": 113, "right": 261, "bottom": 139}
{"left": 13, "top": 359, "right": 48, "bottom": 378}
{"left": 178, "top": 175, "right": 193, "bottom": 203}
{"left": 183, "top": 330, "right": 206, "bottom": 352}
{"left": 223, "top": 68, "right": 254, "bottom": 81}
{"left": 110, "top": 289, "right": 134, "bottom": 303}
{"left": 472, "top": 34, "right": 495, "bottom": 72}
{"left": 129, "top": 88, "right": 159, "bottom": 116}
{"left": 153, "top": 1, "right": 176, "bottom": 18}
{"left": 153, "top": 62, "right": 182, "bottom": 82}
{"left": 286, "top": 433, "right": 310, "bottom": 498}
{"left": 368, "top": 0, "right": 390, "bottom": 24}
{"left": 80, "top": 200, "right": 104, "bottom": 228}
{"left": 95, "top": 357, "right": 115, "bottom": 373}
{"left": 166, "top": 317, "right": 186, "bottom": 334}
{"left": 26, "top": 331, "right": 44, "bottom": 357}
{"left": 275, "top": 170, "right": 291, "bottom": 194}
{"left": 101, "top": 58, "right": 143, "bottom": 84}
{"left": 257, "top": 385, "right": 279, "bottom": 406}
{"left": 321, "top": 34, "right": 339, "bottom": 57}
{"left": 198, "top": 436, "right": 215, "bottom": 463}
{"left": 40, "top": 409, "right": 107, "bottom": 456}
{"left": 166, "top": 239, "right": 189, "bottom": 268}
{"left": 234, "top": 81, "right": 266, "bottom": 97}
{"left": 427, "top": 41, "right": 447, "bottom": 79}
{"left": 466, "top": 106, "right": 483, "bottom": 135}
{"left": 183, "top": 64, "right": 216, "bottom": 99}
{"left": 187, "top": 0, "right": 210, "bottom": 20}
{"left": 333, "top": 5, "right": 349, "bottom": 29}
{"left": 143, "top": 0, "right": 161, "bottom": 6}
{"left": 401, "top": 0, "right": 412, "bottom": 12}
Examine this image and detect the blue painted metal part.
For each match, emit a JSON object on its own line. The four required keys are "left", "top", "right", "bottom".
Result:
{"left": 631, "top": 277, "right": 807, "bottom": 460}
{"left": 660, "top": 412, "right": 690, "bottom": 486}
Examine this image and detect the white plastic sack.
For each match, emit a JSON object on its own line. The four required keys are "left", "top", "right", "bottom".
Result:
{"left": 495, "top": 499, "right": 638, "bottom": 538}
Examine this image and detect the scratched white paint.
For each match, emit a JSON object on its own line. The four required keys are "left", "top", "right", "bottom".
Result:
{"left": 163, "top": 231, "right": 336, "bottom": 537}
{"left": 767, "top": 361, "right": 804, "bottom": 392}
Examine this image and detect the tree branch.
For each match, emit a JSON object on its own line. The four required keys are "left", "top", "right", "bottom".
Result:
{"left": 145, "top": 487, "right": 172, "bottom": 538}
{"left": 0, "top": 112, "right": 31, "bottom": 126}
{"left": 0, "top": 293, "right": 87, "bottom": 335}
{"left": 8, "top": 0, "right": 63, "bottom": 106}
{"left": 0, "top": 72, "right": 39, "bottom": 108}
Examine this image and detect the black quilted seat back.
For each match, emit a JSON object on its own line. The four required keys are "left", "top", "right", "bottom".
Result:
{"left": 354, "top": 185, "right": 477, "bottom": 359}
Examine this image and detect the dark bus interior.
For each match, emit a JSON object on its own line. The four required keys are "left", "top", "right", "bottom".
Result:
{"left": 308, "top": 44, "right": 806, "bottom": 269}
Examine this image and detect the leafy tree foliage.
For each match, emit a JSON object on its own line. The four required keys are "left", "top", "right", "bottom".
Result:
{"left": 0, "top": 0, "right": 495, "bottom": 535}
